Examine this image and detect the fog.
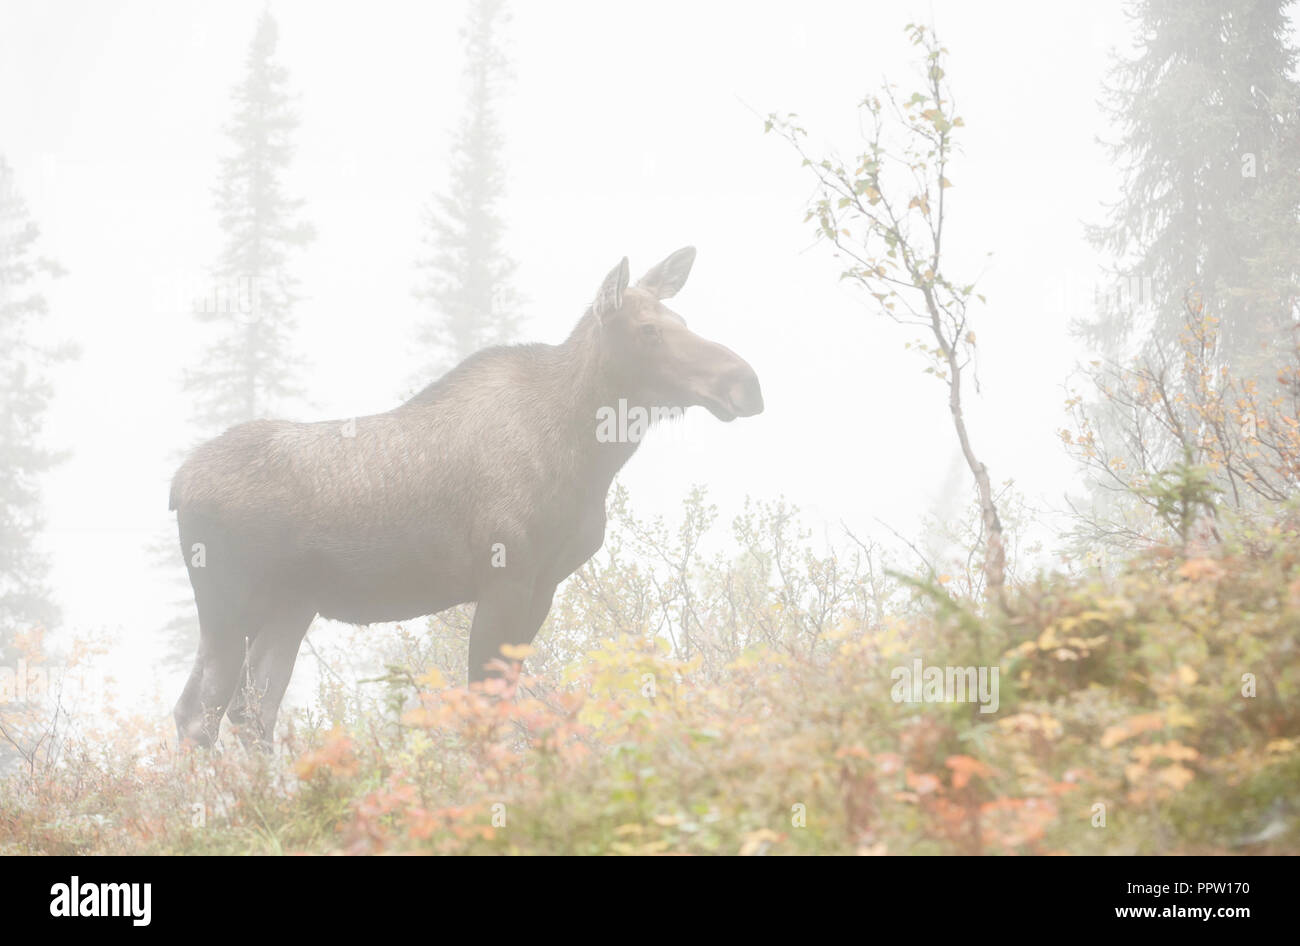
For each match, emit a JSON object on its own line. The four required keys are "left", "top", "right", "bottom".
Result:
{"left": 2, "top": 0, "right": 1132, "bottom": 709}
{"left": 4, "top": 0, "right": 1297, "bottom": 860}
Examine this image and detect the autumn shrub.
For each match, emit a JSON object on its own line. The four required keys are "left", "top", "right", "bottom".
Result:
{"left": 1066, "top": 296, "right": 1300, "bottom": 552}
{"left": 2, "top": 493, "right": 1297, "bottom": 855}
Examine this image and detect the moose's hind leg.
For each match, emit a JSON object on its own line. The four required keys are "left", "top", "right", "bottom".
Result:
{"left": 226, "top": 601, "right": 316, "bottom": 750}
{"left": 174, "top": 617, "right": 251, "bottom": 750}
{"left": 173, "top": 540, "right": 262, "bottom": 750}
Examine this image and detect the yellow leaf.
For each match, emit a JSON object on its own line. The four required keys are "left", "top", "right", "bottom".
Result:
{"left": 1158, "top": 764, "right": 1195, "bottom": 792}
{"left": 1160, "top": 741, "right": 1199, "bottom": 762}
{"left": 739, "top": 829, "right": 782, "bottom": 856}
{"left": 1101, "top": 712, "right": 1164, "bottom": 748}
{"left": 416, "top": 667, "right": 446, "bottom": 689}
{"left": 1178, "top": 557, "right": 1225, "bottom": 582}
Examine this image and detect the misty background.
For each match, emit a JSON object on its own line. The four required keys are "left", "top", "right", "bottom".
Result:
{"left": 1, "top": 0, "right": 1178, "bottom": 713}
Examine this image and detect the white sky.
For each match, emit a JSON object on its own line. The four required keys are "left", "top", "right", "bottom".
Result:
{"left": 1, "top": 0, "right": 1152, "bottom": 709}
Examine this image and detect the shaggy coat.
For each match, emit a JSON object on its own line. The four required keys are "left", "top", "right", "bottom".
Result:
{"left": 171, "top": 248, "right": 763, "bottom": 747}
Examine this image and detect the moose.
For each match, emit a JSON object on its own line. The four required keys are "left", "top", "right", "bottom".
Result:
{"left": 170, "top": 248, "right": 764, "bottom": 748}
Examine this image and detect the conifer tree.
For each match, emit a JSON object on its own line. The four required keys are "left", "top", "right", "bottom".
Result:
{"left": 413, "top": 0, "right": 519, "bottom": 381}
{"left": 1067, "top": 1, "right": 1300, "bottom": 548}
{"left": 0, "top": 157, "right": 71, "bottom": 668}
{"left": 164, "top": 9, "right": 314, "bottom": 664}
{"left": 184, "top": 8, "right": 315, "bottom": 432}
{"left": 1086, "top": 0, "right": 1300, "bottom": 372}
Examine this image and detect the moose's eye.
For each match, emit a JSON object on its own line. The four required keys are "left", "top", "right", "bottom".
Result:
{"left": 640, "top": 324, "right": 661, "bottom": 342}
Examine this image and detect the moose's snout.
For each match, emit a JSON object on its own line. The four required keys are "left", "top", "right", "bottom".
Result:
{"left": 729, "top": 366, "right": 764, "bottom": 418}
{"left": 700, "top": 346, "right": 763, "bottom": 422}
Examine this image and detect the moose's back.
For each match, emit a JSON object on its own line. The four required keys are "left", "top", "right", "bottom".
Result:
{"left": 168, "top": 344, "right": 593, "bottom": 623}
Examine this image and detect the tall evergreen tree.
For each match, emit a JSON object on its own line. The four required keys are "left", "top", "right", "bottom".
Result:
{"left": 413, "top": 0, "right": 519, "bottom": 381}
{"left": 0, "top": 157, "right": 70, "bottom": 662}
{"left": 185, "top": 8, "right": 315, "bottom": 433}
{"left": 164, "top": 10, "right": 314, "bottom": 664}
{"left": 1069, "top": 0, "right": 1300, "bottom": 547}
{"left": 1086, "top": 0, "right": 1300, "bottom": 372}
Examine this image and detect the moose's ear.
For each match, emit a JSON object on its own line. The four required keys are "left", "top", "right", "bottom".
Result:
{"left": 636, "top": 246, "right": 696, "bottom": 300}
{"left": 594, "top": 256, "right": 630, "bottom": 321}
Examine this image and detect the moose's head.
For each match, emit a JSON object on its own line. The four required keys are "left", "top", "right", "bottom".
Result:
{"left": 592, "top": 247, "right": 764, "bottom": 422}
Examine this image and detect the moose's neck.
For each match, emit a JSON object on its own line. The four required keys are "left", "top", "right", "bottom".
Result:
{"left": 556, "top": 310, "right": 644, "bottom": 488}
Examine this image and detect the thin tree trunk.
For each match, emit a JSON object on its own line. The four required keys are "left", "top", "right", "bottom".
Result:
{"left": 925, "top": 286, "right": 1005, "bottom": 596}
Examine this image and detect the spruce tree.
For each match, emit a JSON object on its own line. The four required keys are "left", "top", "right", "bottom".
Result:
{"left": 0, "top": 157, "right": 70, "bottom": 667}
{"left": 1087, "top": 0, "right": 1300, "bottom": 372}
{"left": 413, "top": 0, "right": 519, "bottom": 382}
{"left": 164, "top": 9, "right": 314, "bottom": 665}
{"left": 1067, "top": 1, "right": 1300, "bottom": 549}
{"left": 184, "top": 8, "right": 315, "bottom": 432}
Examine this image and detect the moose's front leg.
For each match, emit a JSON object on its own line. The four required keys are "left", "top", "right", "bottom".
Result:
{"left": 467, "top": 574, "right": 556, "bottom": 684}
